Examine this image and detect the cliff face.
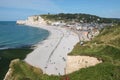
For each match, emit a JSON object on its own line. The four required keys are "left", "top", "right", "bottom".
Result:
{"left": 16, "top": 16, "right": 47, "bottom": 25}
{"left": 4, "top": 59, "right": 19, "bottom": 80}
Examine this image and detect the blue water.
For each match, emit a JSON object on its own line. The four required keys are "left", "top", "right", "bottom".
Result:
{"left": 0, "top": 21, "right": 49, "bottom": 49}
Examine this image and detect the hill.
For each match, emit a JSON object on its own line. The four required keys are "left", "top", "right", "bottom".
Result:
{"left": 68, "top": 24, "right": 120, "bottom": 80}
{"left": 41, "top": 13, "right": 120, "bottom": 23}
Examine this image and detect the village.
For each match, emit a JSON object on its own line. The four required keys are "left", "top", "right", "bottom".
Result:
{"left": 48, "top": 19, "right": 113, "bottom": 45}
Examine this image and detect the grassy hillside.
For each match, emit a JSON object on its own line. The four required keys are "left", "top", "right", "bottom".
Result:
{"left": 68, "top": 24, "right": 120, "bottom": 80}
{"left": 68, "top": 63, "right": 120, "bottom": 80}
{"left": 5, "top": 59, "right": 61, "bottom": 80}
{"left": 70, "top": 24, "right": 120, "bottom": 62}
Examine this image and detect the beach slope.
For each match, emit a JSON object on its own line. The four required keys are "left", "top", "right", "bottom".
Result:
{"left": 25, "top": 23, "right": 79, "bottom": 75}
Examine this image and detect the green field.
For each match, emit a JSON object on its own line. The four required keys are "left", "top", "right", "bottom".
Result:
{"left": 2, "top": 25, "right": 120, "bottom": 80}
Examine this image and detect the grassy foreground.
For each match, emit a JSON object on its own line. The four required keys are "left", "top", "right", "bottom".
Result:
{"left": 5, "top": 59, "right": 61, "bottom": 80}
{"left": 3, "top": 25, "right": 120, "bottom": 80}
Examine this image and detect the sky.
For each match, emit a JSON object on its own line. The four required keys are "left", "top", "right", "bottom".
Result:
{"left": 0, "top": 0, "right": 120, "bottom": 21}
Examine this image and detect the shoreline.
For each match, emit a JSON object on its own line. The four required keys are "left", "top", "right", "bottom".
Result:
{"left": 24, "top": 23, "right": 79, "bottom": 75}
{"left": 4, "top": 18, "right": 102, "bottom": 79}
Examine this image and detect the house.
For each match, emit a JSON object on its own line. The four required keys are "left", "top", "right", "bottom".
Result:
{"left": 51, "top": 22, "right": 66, "bottom": 26}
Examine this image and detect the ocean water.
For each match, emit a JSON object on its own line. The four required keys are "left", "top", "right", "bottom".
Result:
{"left": 0, "top": 21, "right": 49, "bottom": 49}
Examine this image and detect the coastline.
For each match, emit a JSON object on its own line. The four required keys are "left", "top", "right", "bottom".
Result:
{"left": 24, "top": 23, "right": 79, "bottom": 75}
{"left": 4, "top": 16, "right": 103, "bottom": 79}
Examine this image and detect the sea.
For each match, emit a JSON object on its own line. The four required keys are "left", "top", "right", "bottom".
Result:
{"left": 0, "top": 21, "right": 49, "bottom": 50}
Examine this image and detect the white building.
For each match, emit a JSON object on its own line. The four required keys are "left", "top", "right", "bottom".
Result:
{"left": 51, "top": 22, "right": 66, "bottom": 26}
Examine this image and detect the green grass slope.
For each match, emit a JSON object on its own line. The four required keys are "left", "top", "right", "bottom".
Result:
{"left": 5, "top": 59, "right": 61, "bottom": 80}
{"left": 70, "top": 25, "right": 120, "bottom": 63}
{"left": 68, "top": 63, "right": 120, "bottom": 80}
{"left": 68, "top": 25, "right": 120, "bottom": 80}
